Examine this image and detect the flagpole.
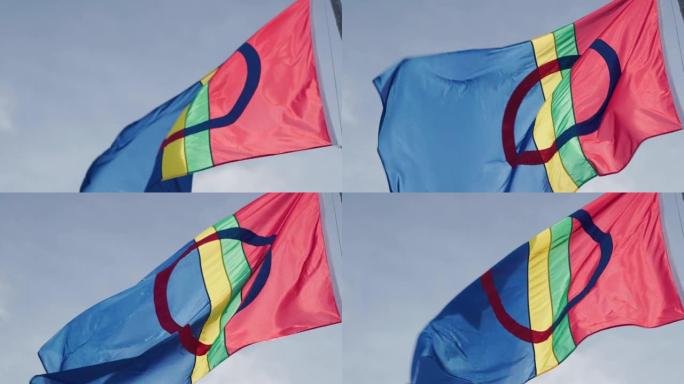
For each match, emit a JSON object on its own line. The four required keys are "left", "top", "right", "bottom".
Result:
{"left": 319, "top": 193, "right": 343, "bottom": 313}
{"left": 660, "top": 0, "right": 684, "bottom": 125}
{"left": 673, "top": 193, "right": 684, "bottom": 301}
{"left": 659, "top": 193, "right": 684, "bottom": 302}
{"left": 311, "top": 0, "right": 343, "bottom": 147}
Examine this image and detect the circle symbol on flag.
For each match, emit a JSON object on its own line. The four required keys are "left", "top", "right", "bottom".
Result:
{"left": 153, "top": 227, "right": 275, "bottom": 356}
{"left": 502, "top": 39, "right": 621, "bottom": 167}
{"left": 481, "top": 209, "right": 613, "bottom": 343}
{"left": 161, "top": 42, "right": 262, "bottom": 149}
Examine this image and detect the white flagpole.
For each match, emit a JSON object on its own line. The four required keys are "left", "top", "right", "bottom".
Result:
{"left": 319, "top": 192, "right": 343, "bottom": 314}
{"left": 660, "top": 0, "right": 684, "bottom": 123}
{"left": 311, "top": 0, "right": 343, "bottom": 147}
{"left": 658, "top": 193, "right": 684, "bottom": 304}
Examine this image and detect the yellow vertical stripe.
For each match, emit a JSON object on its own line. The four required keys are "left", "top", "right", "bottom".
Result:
{"left": 531, "top": 34, "right": 563, "bottom": 100}
{"left": 200, "top": 69, "right": 217, "bottom": 85}
{"left": 531, "top": 33, "right": 577, "bottom": 192}
{"left": 527, "top": 228, "right": 559, "bottom": 374}
{"left": 191, "top": 227, "right": 232, "bottom": 383}
{"left": 532, "top": 101, "right": 577, "bottom": 192}
{"left": 161, "top": 107, "right": 189, "bottom": 181}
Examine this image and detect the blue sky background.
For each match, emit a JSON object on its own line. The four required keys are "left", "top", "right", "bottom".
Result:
{"left": 0, "top": 0, "right": 342, "bottom": 192}
{"left": 343, "top": 0, "right": 684, "bottom": 192}
{"left": 343, "top": 193, "right": 684, "bottom": 383}
{"left": 0, "top": 194, "right": 342, "bottom": 383}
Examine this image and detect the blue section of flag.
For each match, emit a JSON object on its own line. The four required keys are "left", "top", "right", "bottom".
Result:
{"left": 79, "top": 83, "right": 200, "bottom": 192}
{"left": 31, "top": 242, "right": 210, "bottom": 383}
{"left": 374, "top": 42, "right": 551, "bottom": 192}
{"left": 411, "top": 243, "right": 535, "bottom": 384}
{"left": 31, "top": 338, "right": 195, "bottom": 384}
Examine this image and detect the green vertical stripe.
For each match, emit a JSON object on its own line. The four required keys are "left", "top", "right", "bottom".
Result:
{"left": 206, "top": 215, "right": 253, "bottom": 370}
{"left": 184, "top": 84, "right": 213, "bottom": 172}
{"left": 185, "top": 84, "right": 210, "bottom": 126}
{"left": 553, "top": 24, "right": 577, "bottom": 59}
{"left": 548, "top": 217, "right": 576, "bottom": 362}
{"left": 551, "top": 24, "right": 597, "bottom": 187}
{"left": 207, "top": 295, "right": 242, "bottom": 368}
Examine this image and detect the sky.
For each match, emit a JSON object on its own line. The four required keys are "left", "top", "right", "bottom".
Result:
{"left": 343, "top": 193, "right": 684, "bottom": 384}
{"left": 0, "top": 0, "right": 342, "bottom": 192}
{"left": 0, "top": 193, "right": 342, "bottom": 383}
{"left": 343, "top": 0, "right": 684, "bottom": 192}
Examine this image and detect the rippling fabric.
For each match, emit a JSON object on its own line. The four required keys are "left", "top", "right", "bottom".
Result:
{"left": 375, "top": 0, "right": 681, "bottom": 192}
{"left": 31, "top": 193, "right": 340, "bottom": 383}
{"left": 412, "top": 193, "right": 684, "bottom": 384}
{"left": 81, "top": 0, "right": 331, "bottom": 192}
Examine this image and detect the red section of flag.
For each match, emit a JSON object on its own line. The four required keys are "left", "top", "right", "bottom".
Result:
{"left": 571, "top": 0, "right": 681, "bottom": 175}
{"left": 568, "top": 193, "right": 684, "bottom": 344}
{"left": 207, "top": 0, "right": 331, "bottom": 165}
{"left": 226, "top": 193, "right": 340, "bottom": 353}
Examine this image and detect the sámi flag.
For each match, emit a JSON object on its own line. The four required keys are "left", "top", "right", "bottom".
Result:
{"left": 411, "top": 193, "right": 684, "bottom": 384}
{"left": 31, "top": 193, "right": 341, "bottom": 383}
{"left": 81, "top": 0, "right": 332, "bottom": 192}
{"left": 375, "top": 0, "right": 681, "bottom": 192}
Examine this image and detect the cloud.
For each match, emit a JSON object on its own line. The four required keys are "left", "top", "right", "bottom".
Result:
{"left": 534, "top": 351, "right": 622, "bottom": 384}
{"left": 200, "top": 351, "right": 292, "bottom": 384}
{"left": 579, "top": 173, "right": 633, "bottom": 193}
{"left": 0, "top": 279, "right": 9, "bottom": 322}
{"left": 0, "top": 88, "right": 14, "bottom": 132}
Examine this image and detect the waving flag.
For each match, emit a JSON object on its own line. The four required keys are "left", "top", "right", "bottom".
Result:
{"left": 411, "top": 193, "right": 684, "bottom": 384}
{"left": 375, "top": 0, "right": 681, "bottom": 192}
{"left": 32, "top": 193, "right": 340, "bottom": 383}
{"left": 81, "top": 0, "right": 332, "bottom": 192}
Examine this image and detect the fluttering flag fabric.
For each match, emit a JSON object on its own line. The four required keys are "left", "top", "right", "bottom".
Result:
{"left": 411, "top": 193, "right": 684, "bottom": 384}
{"left": 375, "top": 0, "right": 681, "bottom": 192}
{"left": 81, "top": 0, "right": 332, "bottom": 192}
{"left": 32, "top": 193, "right": 341, "bottom": 383}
